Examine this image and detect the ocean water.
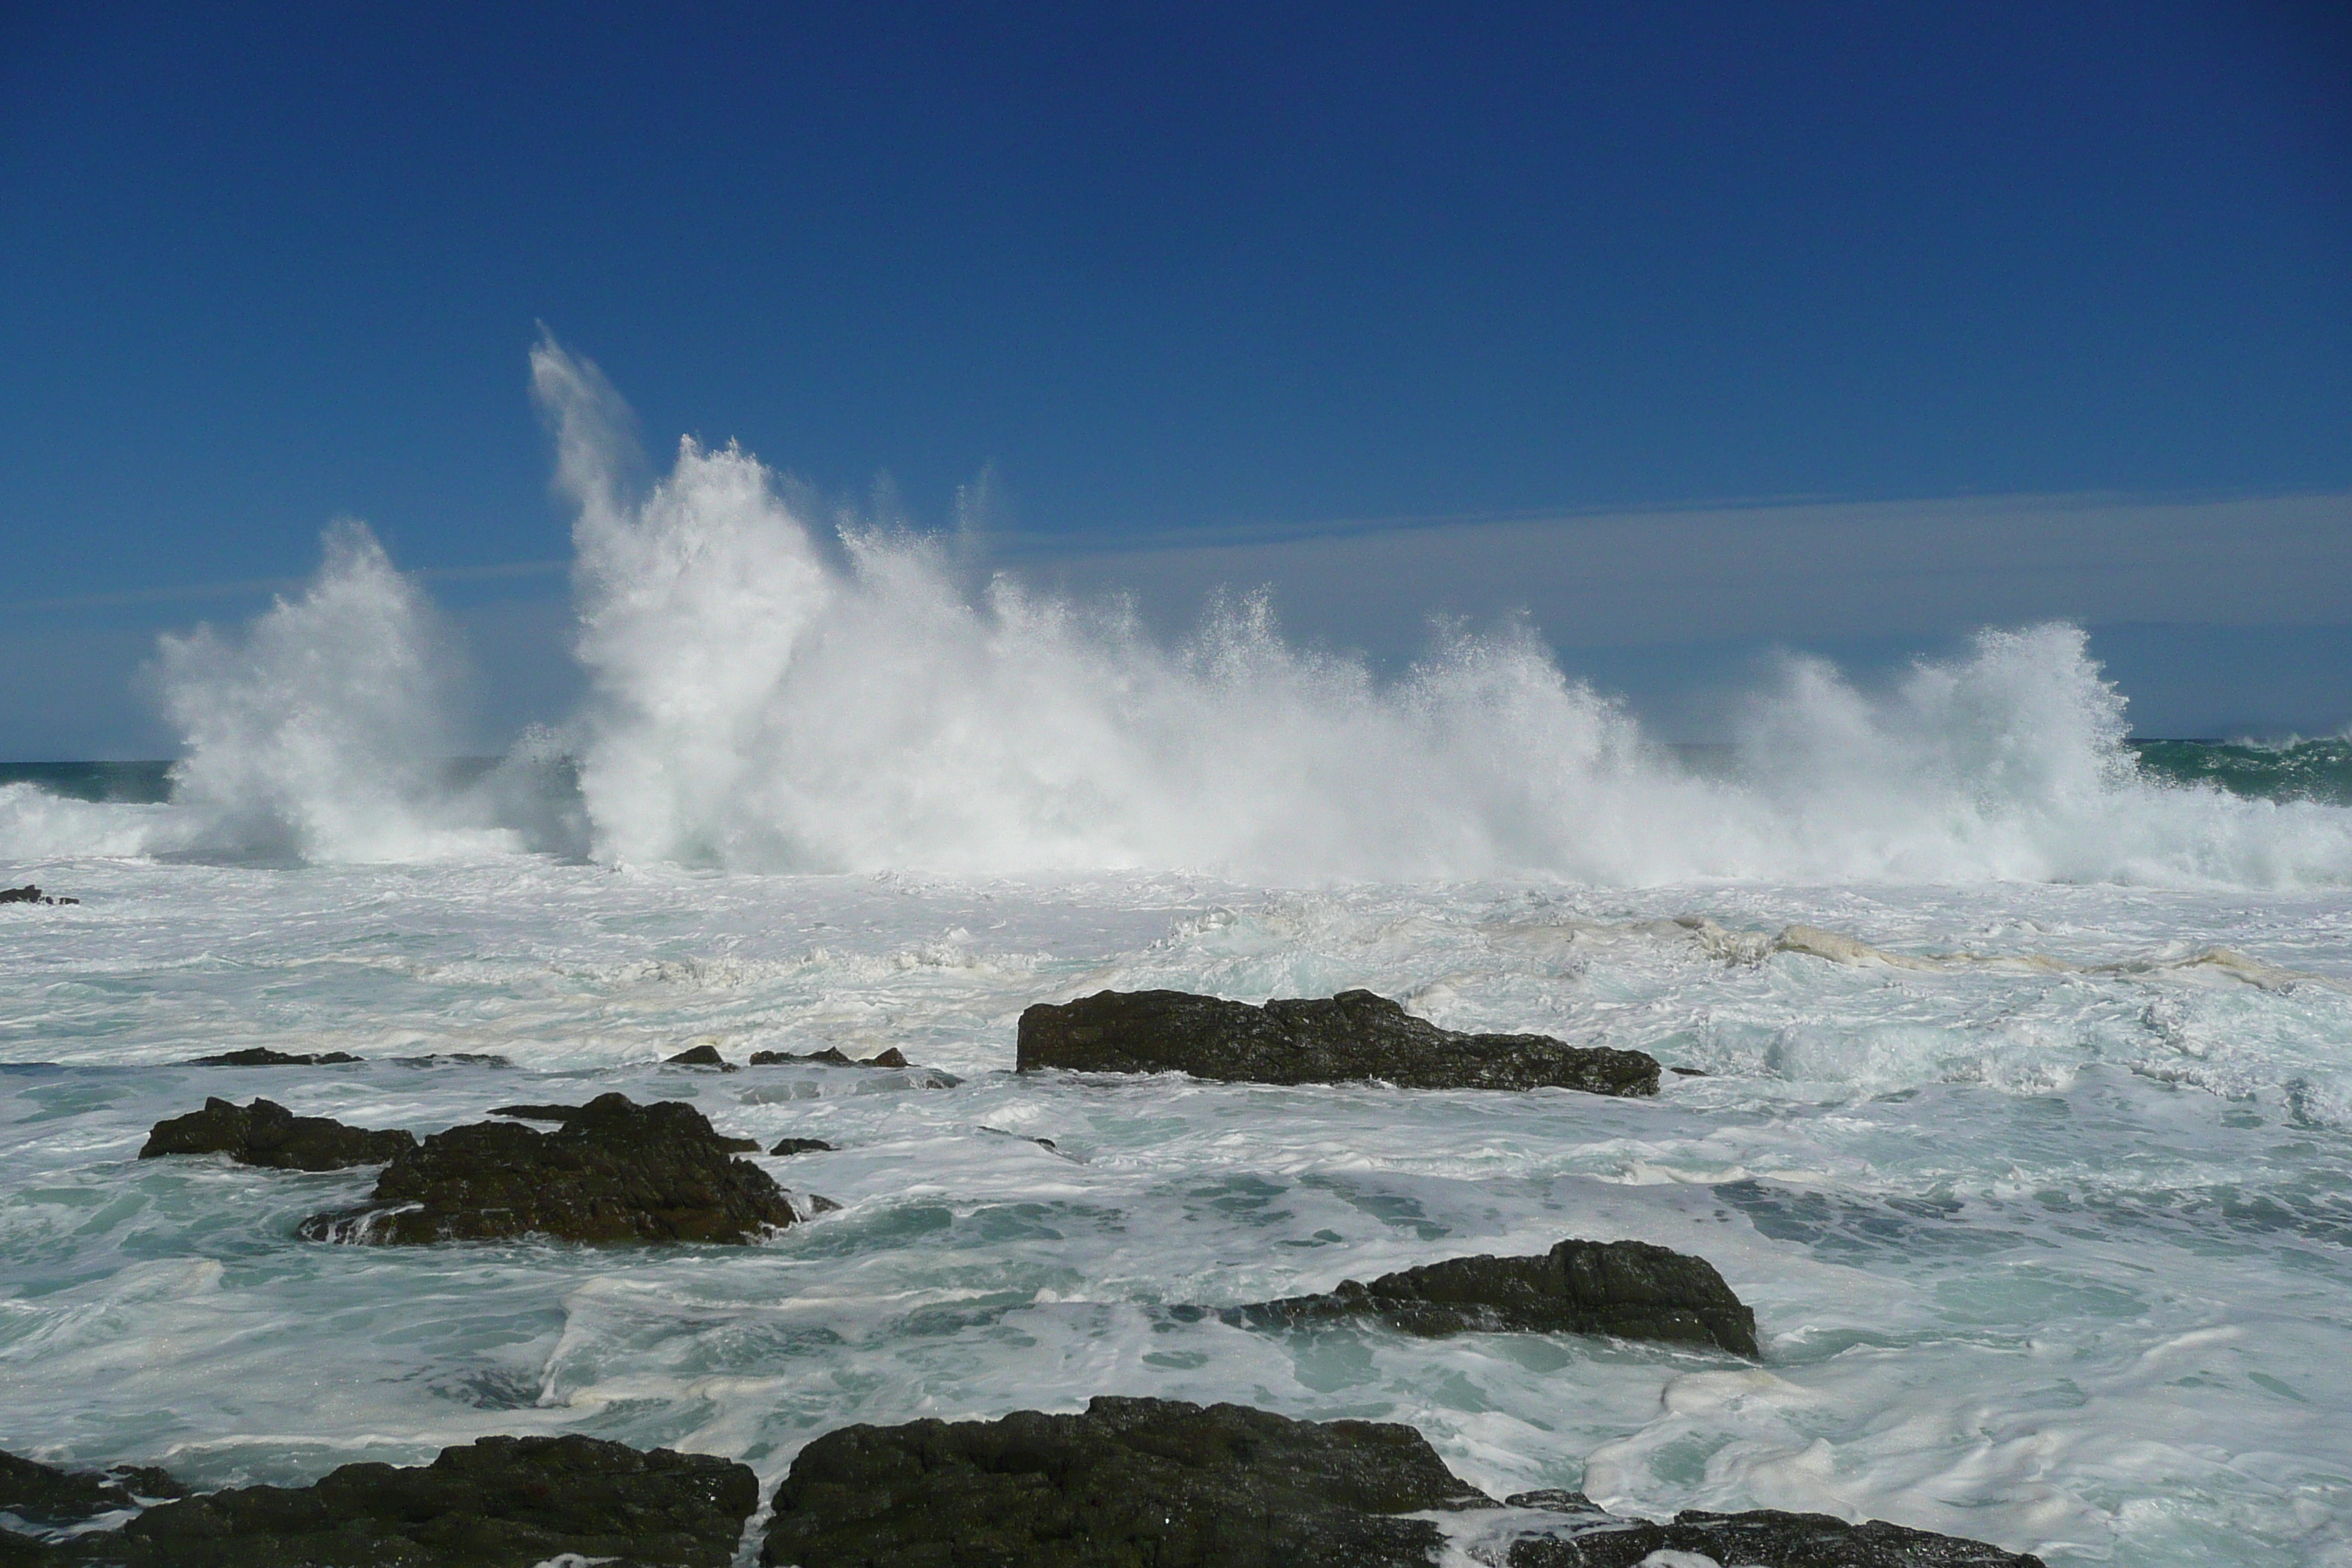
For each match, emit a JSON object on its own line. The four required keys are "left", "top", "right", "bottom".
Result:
{"left": 4, "top": 344, "right": 2351, "bottom": 1565}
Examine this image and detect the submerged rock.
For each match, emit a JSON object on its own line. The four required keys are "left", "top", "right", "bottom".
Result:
{"left": 31, "top": 1434, "right": 756, "bottom": 1568}
{"left": 186, "top": 1047, "right": 362, "bottom": 1067}
{"left": 487, "top": 1102, "right": 587, "bottom": 1121}
{"left": 1226, "top": 1237, "right": 1758, "bottom": 1358}
{"left": 298, "top": 1093, "right": 796, "bottom": 1245}
{"left": 138, "top": 1098, "right": 416, "bottom": 1171}
{"left": 0, "top": 1450, "right": 184, "bottom": 1526}
{"left": 1506, "top": 1506, "right": 2047, "bottom": 1566}
{"left": 755, "top": 1398, "right": 2047, "bottom": 1568}
{"left": 664, "top": 1044, "right": 739, "bottom": 1071}
{"left": 762, "top": 1395, "right": 1488, "bottom": 1568}
{"left": 0, "top": 885, "right": 77, "bottom": 906}
{"left": 1018, "top": 989, "right": 1659, "bottom": 1095}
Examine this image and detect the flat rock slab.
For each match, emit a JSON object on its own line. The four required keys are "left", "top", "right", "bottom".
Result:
{"left": 14, "top": 1435, "right": 756, "bottom": 1568}
{"left": 139, "top": 1098, "right": 416, "bottom": 1171}
{"left": 748, "top": 1047, "right": 908, "bottom": 1068}
{"left": 298, "top": 1093, "right": 796, "bottom": 1245}
{"left": 1018, "top": 989, "right": 1659, "bottom": 1095}
{"left": 761, "top": 1395, "right": 1489, "bottom": 1568}
{"left": 1507, "top": 1507, "right": 2048, "bottom": 1567}
{"left": 185, "top": 1048, "right": 361, "bottom": 1067}
{"left": 758, "top": 1398, "right": 2046, "bottom": 1568}
{"left": 1226, "top": 1237, "right": 1759, "bottom": 1358}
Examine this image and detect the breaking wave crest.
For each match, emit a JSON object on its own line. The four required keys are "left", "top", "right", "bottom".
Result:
{"left": 8, "top": 339, "right": 2352, "bottom": 887}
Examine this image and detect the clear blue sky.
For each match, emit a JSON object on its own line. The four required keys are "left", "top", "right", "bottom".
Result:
{"left": 2, "top": 2, "right": 2348, "bottom": 753}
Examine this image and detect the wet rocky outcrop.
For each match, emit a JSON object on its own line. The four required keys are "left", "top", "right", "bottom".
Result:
{"left": 0, "top": 886, "right": 78, "bottom": 906}
{"left": 665, "top": 1044, "right": 739, "bottom": 1070}
{"left": 761, "top": 1395, "right": 1488, "bottom": 1567}
{"left": 1224, "top": 1237, "right": 1759, "bottom": 1358}
{"left": 1506, "top": 1506, "right": 2048, "bottom": 1566}
{"left": 769, "top": 1137, "right": 837, "bottom": 1156}
{"left": 1017, "top": 989, "right": 1659, "bottom": 1095}
{"left": 0, "top": 1435, "right": 755, "bottom": 1568}
{"left": 138, "top": 1098, "right": 416, "bottom": 1171}
{"left": 748, "top": 1046, "right": 908, "bottom": 1068}
{"left": 185, "top": 1048, "right": 361, "bottom": 1067}
{"left": 757, "top": 1398, "right": 2046, "bottom": 1568}
{"left": 0, "top": 1450, "right": 184, "bottom": 1528}
{"left": 298, "top": 1093, "right": 796, "bottom": 1245}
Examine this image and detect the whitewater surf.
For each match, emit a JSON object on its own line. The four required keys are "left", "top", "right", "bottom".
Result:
{"left": 3, "top": 344, "right": 2348, "bottom": 1566}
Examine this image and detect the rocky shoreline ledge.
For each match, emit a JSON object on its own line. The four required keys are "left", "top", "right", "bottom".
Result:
{"left": 1210, "top": 1236, "right": 1760, "bottom": 1358}
{"left": 2, "top": 1399, "right": 2045, "bottom": 1567}
{"left": 1018, "top": 987, "right": 1661, "bottom": 1094}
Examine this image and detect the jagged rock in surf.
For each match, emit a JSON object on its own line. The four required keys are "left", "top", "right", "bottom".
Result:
{"left": 486, "top": 1101, "right": 756, "bottom": 1149}
{"left": 1221, "top": 1237, "right": 1759, "bottom": 1357}
{"left": 34, "top": 1434, "right": 756, "bottom": 1568}
{"left": 757, "top": 1397, "right": 2046, "bottom": 1567}
{"left": 297, "top": 1093, "right": 794, "bottom": 1245}
{"left": 186, "top": 1047, "right": 362, "bottom": 1067}
{"left": 138, "top": 1098, "right": 416, "bottom": 1171}
{"left": 747, "top": 1045, "right": 909, "bottom": 1068}
{"left": 664, "top": 1043, "right": 738, "bottom": 1070}
{"left": 0, "top": 885, "right": 77, "bottom": 906}
{"left": 761, "top": 1395, "right": 1490, "bottom": 1568}
{"left": 1504, "top": 1505, "right": 2048, "bottom": 1567}
{"left": 1017, "top": 989, "right": 1659, "bottom": 1096}
{"left": 0, "top": 1449, "right": 185, "bottom": 1527}
{"left": 769, "top": 1137, "right": 836, "bottom": 1156}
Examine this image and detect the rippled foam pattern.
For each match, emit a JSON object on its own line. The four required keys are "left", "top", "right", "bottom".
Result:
{"left": 2, "top": 345, "right": 2349, "bottom": 1566}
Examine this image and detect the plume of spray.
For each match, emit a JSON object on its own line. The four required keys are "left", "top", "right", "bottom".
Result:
{"left": 12, "top": 335, "right": 2349, "bottom": 886}
{"left": 151, "top": 521, "right": 519, "bottom": 862}
{"left": 529, "top": 335, "right": 2352, "bottom": 886}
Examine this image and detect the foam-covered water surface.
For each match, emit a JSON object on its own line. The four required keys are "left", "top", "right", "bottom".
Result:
{"left": 3, "top": 866, "right": 2350, "bottom": 1566}
{"left": 5, "top": 345, "right": 2351, "bottom": 1564}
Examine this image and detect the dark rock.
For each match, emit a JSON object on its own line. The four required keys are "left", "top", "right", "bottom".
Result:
{"left": 761, "top": 1395, "right": 1490, "bottom": 1568}
{"left": 665, "top": 1044, "right": 738, "bottom": 1071}
{"left": 1230, "top": 1237, "right": 1758, "bottom": 1358}
{"left": 1669, "top": 1066, "right": 1709, "bottom": 1077}
{"left": 1506, "top": 1507, "right": 2048, "bottom": 1566}
{"left": 298, "top": 1093, "right": 798, "bottom": 1245}
{"left": 72, "top": 1433, "right": 756, "bottom": 1568}
{"left": 0, "top": 886, "right": 75, "bottom": 907}
{"left": 769, "top": 1137, "right": 837, "bottom": 1156}
{"left": 1017, "top": 990, "right": 1659, "bottom": 1096}
{"left": 753, "top": 1398, "right": 2048, "bottom": 1568}
{"left": 392, "top": 1052, "right": 513, "bottom": 1068}
{"left": 483, "top": 1100, "right": 755, "bottom": 1150}
{"left": 0, "top": 1450, "right": 185, "bottom": 1526}
{"left": 137, "top": 1098, "right": 416, "bottom": 1171}
{"left": 747, "top": 1046, "right": 912, "bottom": 1068}
{"left": 186, "top": 1047, "right": 362, "bottom": 1067}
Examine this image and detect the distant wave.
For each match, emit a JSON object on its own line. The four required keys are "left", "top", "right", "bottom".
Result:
{"left": 6, "top": 338, "right": 2352, "bottom": 887}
